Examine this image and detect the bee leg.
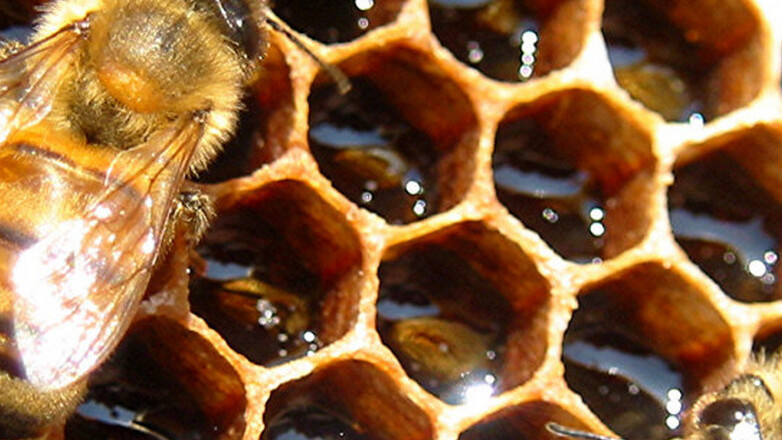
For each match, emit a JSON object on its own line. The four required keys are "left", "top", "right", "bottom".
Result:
{"left": 145, "top": 186, "right": 213, "bottom": 314}
{"left": 171, "top": 184, "right": 215, "bottom": 246}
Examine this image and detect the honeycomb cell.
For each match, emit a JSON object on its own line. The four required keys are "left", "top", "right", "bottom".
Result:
{"left": 261, "top": 360, "right": 433, "bottom": 440}
{"left": 602, "top": 0, "right": 762, "bottom": 122}
{"left": 492, "top": 89, "right": 656, "bottom": 262}
{"left": 752, "top": 324, "right": 782, "bottom": 355}
{"left": 376, "top": 221, "right": 550, "bottom": 404}
{"left": 189, "top": 180, "right": 363, "bottom": 366}
{"left": 563, "top": 264, "right": 733, "bottom": 440}
{"left": 458, "top": 402, "right": 592, "bottom": 440}
{"left": 309, "top": 48, "right": 478, "bottom": 224}
{"left": 65, "top": 318, "right": 246, "bottom": 440}
{"left": 428, "top": 0, "right": 590, "bottom": 82}
{"left": 272, "top": 0, "right": 404, "bottom": 44}
{"left": 196, "top": 45, "right": 294, "bottom": 183}
{"left": 1, "top": 0, "right": 781, "bottom": 437}
{"left": 669, "top": 125, "right": 782, "bottom": 303}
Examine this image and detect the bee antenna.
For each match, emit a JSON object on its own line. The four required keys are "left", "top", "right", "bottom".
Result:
{"left": 546, "top": 423, "right": 622, "bottom": 440}
{"left": 264, "top": 15, "right": 351, "bottom": 95}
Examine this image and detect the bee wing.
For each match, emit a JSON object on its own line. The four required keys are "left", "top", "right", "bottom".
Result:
{"left": 0, "top": 19, "right": 89, "bottom": 144}
{"left": 11, "top": 113, "right": 205, "bottom": 391}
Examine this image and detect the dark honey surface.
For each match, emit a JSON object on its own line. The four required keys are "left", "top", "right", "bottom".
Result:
{"left": 0, "top": 0, "right": 780, "bottom": 440}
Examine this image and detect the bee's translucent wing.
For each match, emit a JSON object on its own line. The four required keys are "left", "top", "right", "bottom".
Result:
{"left": 11, "top": 113, "right": 205, "bottom": 390}
{"left": 0, "top": 18, "right": 89, "bottom": 144}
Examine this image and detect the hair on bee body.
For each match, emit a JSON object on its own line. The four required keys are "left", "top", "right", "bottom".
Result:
{"left": 548, "top": 352, "right": 782, "bottom": 440}
{"left": 32, "top": 0, "right": 256, "bottom": 162}
{"left": 0, "top": 0, "right": 347, "bottom": 437}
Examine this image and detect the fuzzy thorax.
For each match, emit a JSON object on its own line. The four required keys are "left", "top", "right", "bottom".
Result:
{"left": 39, "top": 0, "right": 250, "bottom": 172}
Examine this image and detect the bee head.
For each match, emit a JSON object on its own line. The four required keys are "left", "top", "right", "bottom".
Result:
{"left": 197, "top": 0, "right": 265, "bottom": 63}
{"left": 688, "top": 374, "right": 773, "bottom": 440}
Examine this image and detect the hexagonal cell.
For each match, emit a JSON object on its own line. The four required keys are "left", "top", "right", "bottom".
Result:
{"left": 65, "top": 317, "right": 246, "bottom": 439}
{"left": 492, "top": 89, "right": 656, "bottom": 263}
{"left": 459, "top": 402, "right": 592, "bottom": 440}
{"left": 428, "top": 0, "right": 591, "bottom": 82}
{"left": 602, "top": 0, "right": 762, "bottom": 122}
{"left": 376, "top": 221, "right": 550, "bottom": 405}
{"left": 669, "top": 125, "right": 782, "bottom": 303}
{"left": 272, "top": 0, "right": 404, "bottom": 44}
{"left": 196, "top": 45, "right": 295, "bottom": 183}
{"left": 308, "top": 48, "right": 478, "bottom": 224}
{"left": 752, "top": 323, "right": 782, "bottom": 355}
{"left": 562, "top": 263, "right": 734, "bottom": 440}
{"left": 261, "top": 360, "right": 433, "bottom": 440}
{"left": 189, "top": 180, "right": 363, "bottom": 366}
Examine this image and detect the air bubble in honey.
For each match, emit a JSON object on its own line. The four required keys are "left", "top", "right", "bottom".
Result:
{"left": 429, "top": 0, "right": 540, "bottom": 82}
{"left": 669, "top": 151, "right": 782, "bottom": 302}
{"left": 377, "top": 245, "right": 510, "bottom": 404}
{"left": 190, "top": 275, "right": 321, "bottom": 365}
{"left": 493, "top": 117, "right": 606, "bottom": 262}
{"left": 190, "top": 244, "right": 323, "bottom": 366}
{"left": 309, "top": 78, "right": 439, "bottom": 224}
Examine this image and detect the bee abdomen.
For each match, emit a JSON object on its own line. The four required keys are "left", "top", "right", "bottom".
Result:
{"left": 0, "top": 371, "right": 85, "bottom": 439}
{"left": 0, "top": 131, "right": 144, "bottom": 377}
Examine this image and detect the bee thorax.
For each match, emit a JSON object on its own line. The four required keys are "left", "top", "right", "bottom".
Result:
{"left": 65, "top": 0, "right": 245, "bottom": 149}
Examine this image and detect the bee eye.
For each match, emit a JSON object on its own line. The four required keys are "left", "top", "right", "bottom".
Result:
{"left": 727, "top": 374, "right": 773, "bottom": 400}
{"left": 698, "top": 398, "right": 763, "bottom": 440}
{"left": 203, "top": 0, "right": 260, "bottom": 59}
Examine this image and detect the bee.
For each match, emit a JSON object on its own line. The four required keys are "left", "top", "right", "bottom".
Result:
{"left": 0, "top": 0, "right": 346, "bottom": 437}
{"left": 548, "top": 352, "right": 782, "bottom": 440}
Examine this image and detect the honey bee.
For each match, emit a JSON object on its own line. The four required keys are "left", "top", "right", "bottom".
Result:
{"left": 548, "top": 352, "right": 782, "bottom": 440}
{"left": 0, "top": 0, "right": 346, "bottom": 437}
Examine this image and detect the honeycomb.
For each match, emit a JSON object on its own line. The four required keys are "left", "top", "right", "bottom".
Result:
{"left": 3, "top": 0, "right": 782, "bottom": 439}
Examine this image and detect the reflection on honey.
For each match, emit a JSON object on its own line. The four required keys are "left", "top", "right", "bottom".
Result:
{"left": 377, "top": 245, "right": 510, "bottom": 404}
{"left": 602, "top": 0, "right": 707, "bottom": 122}
{"left": 669, "top": 151, "right": 781, "bottom": 302}
{"left": 563, "top": 292, "right": 687, "bottom": 440}
{"left": 493, "top": 117, "right": 607, "bottom": 262}
{"left": 66, "top": 320, "right": 245, "bottom": 439}
{"left": 273, "top": 0, "right": 403, "bottom": 43}
{"left": 309, "top": 78, "right": 439, "bottom": 224}
{"left": 0, "top": 0, "right": 775, "bottom": 437}
{"left": 429, "top": 0, "right": 539, "bottom": 81}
